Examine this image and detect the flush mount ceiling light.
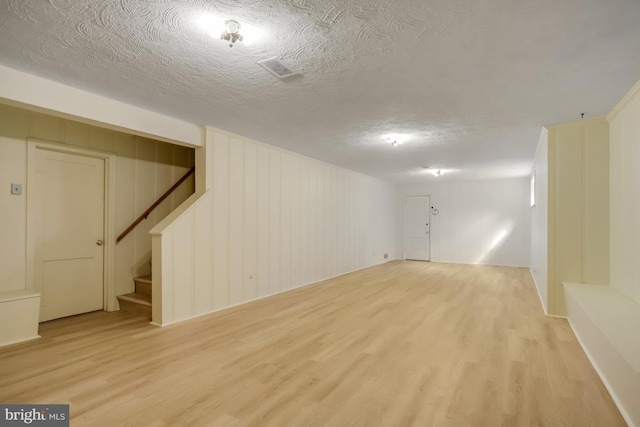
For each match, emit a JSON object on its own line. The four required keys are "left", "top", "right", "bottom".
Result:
{"left": 195, "top": 14, "right": 264, "bottom": 47}
{"left": 381, "top": 133, "right": 412, "bottom": 147}
{"left": 431, "top": 169, "right": 455, "bottom": 177}
{"left": 419, "top": 165, "right": 453, "bottom": 177}
{"left": 221, "top": 19, "right": 243, "bottom": 47}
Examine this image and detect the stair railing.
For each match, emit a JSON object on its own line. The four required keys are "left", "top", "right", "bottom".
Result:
{"left": 116, "top": 166, "right": 195, "bottom": 243}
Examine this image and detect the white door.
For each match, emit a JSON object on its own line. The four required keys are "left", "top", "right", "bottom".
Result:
{"left": 31, "top": 147, "right": 105, "bottom": 321}
{"left": 404, "top": 195, "right": 430, "bottom": 261}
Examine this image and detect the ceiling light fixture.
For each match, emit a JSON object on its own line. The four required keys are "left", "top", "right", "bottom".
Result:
{"left": 382, "top": 133, "right": 411, "bottom": 146}
{"left": 221, "top": 20, "right": 243, "bottom": 47}
{"left": 195, "top": 14, "right": 263, "bottom": 46}
{"left": 416, "top": 166, "right": 455, "bottom": 177}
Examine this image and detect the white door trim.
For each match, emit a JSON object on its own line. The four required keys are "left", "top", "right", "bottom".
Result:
{"left": 26, "top": 139, "right": 117, "bottom": 312}
{"left": 403, "top": 194, "right": 431, "bottom": 261}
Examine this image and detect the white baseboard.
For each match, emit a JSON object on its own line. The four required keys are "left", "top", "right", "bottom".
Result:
{"left": 152, "top": 260, "right": 396, "bottom": 328}
{"left": 529, "top": 268, "right": 548, "bottom": 315}
{"left": 566, "top": 318, "right": 636, "bottom": 427}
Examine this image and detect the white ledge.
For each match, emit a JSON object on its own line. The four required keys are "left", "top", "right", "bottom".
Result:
{"left": 564, "top": 282, "right": 640, "bottom": 373}
{"left": 564, "top": 282, "right": 640, "bottom": 427}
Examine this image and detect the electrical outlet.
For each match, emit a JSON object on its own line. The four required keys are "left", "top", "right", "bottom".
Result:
{"left": 384, "top": 253, "right": 388, "bottom": 259}
{"left": 11, "top": 183, "right": 22, "bottom": 195}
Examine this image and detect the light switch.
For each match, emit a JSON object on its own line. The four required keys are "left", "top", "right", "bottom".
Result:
{"left": 11, "top": 183, "right": 22, "bottom": 195}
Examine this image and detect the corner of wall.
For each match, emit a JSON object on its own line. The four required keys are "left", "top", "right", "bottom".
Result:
{"left": 531, "top": 127, "right": 549, "bottom": 314}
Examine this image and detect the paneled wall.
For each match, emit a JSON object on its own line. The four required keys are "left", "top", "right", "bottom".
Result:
{"left": 609, "top": 80, "right": 640, "bottom": 303}
{"left": 531, "top": 128, "right": 549, "bottom": 312}
{"left": 151, "top": 128, "right": 397, "bottom": 326}
{"left": 0, "top": 103, "right": 194, "bottom": 298}
{"left": 396, "top": 178, "right": 531, "bottom": 267}
{"left": 547, "top": 117, "right": 609, "bottom": 315}
{"left": 562, "top": 81, "right": 640, "bottom": 427}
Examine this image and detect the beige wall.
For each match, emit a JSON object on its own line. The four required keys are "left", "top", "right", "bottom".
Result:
{"left": 562, "top": 80, "right": 640, "bottom": 427}
{"left": 530, "top": 128, "right": 549, "bottom": 313}
{"left": 547, "top": 117, "right": 610, "bottom": 315}
{"left": 151, "top": 128, "right": 397, "bottom": 326}
{"left": 609, "top": 80, "right": 640, "bottom": 303}
{"left": 0, "top": 103, "right": 194, "bottom": 298}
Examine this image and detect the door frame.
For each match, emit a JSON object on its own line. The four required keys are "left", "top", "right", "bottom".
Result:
{"left": 403, "top": 194, "right": 431, "bottom": 261}
{"left": 26, "top": 139, "right": 117, "bottom": 312}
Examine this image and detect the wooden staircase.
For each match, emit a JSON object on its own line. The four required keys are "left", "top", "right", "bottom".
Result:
{"left": 114, "top": 169, "right": 194, "bottom": 322}
{"left": 117, "top": 275, "right": 152, "bottom": 319}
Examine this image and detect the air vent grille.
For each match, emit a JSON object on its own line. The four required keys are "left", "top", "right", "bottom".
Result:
{"left": 257, "top": 57, "right": 297, "bottom": 79}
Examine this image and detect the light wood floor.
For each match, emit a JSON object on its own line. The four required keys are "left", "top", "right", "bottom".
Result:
{"left": 0, "top": 261, "right": 625, "bottom": 426}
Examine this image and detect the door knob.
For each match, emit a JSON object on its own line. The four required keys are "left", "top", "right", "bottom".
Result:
{"left": 96, "top": 240, "right": 104, "bottom": 246}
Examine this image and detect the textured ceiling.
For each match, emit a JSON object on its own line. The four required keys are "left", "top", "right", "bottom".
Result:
{"left": 1, "top": 0, "right": 640, "bottom": 183}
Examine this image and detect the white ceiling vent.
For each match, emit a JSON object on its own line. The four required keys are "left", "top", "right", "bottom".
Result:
{"left": 257, "top": 57, "right": 297, "bottom": 79}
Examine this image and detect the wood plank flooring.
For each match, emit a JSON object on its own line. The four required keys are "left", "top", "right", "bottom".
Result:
{"left": 0, "top": 261, "right": 625, "bottom": 426}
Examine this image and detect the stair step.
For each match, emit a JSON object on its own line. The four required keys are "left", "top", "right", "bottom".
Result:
{"left": 134, "top": 275, "right": 152, "bottom": 284}
{"left": 134, "top": 275, "right": 152, "bottom": 296}
{"left": 118, "top": 292, "right": 151, "bottom": 305}
{"left": 117, "top": 292, "right": 151, "bottom": 319}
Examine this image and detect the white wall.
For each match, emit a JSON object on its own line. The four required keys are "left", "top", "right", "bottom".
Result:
{"left": 0, "top": 103, "right": 194, "bottom": 298}
{"left": 151, "top": 128, "right": 397, "bottom": 326}
{"left": 609, "top": 80, "right": 640, "bottom": 303}
{"left": 396, "top": 178, "right": 530, "bottom": 267}
{"left": 531, "top": 128, "right": 549, "bottom": 313}
{"left": 0, "top": 65, "right": 201, "bottom": 147}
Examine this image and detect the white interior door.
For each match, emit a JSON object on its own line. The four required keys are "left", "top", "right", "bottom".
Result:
{"left": 404, "top": 195, "right": 430, "bottom": 261}
{"left": 31, "top": 147, "right": 105, "bottom": 322}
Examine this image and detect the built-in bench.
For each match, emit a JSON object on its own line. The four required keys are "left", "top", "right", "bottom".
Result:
{"left": 564, "top": 283, "right": 640, "bottom": 427}
{"left": 0, "top": 290, "right": 40, "bottom": 347}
